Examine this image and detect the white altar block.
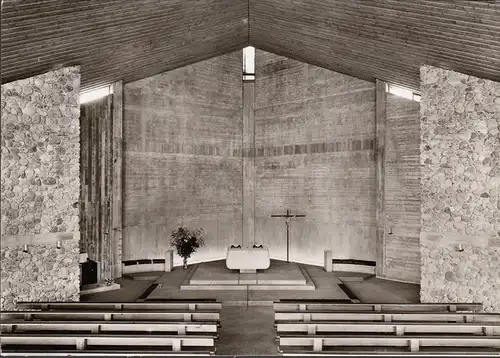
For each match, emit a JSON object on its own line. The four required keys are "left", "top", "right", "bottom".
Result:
{"left": 226, "top": 245, "right": 270, "bottom": 273}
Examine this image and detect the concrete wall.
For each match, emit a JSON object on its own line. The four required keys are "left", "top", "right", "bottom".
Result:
{"left": 1, "top": 67, "right": 81, "bottom": 310}
{"left": 123, "top": 52, "right": 243, "bottom": 266}
{"left": 420, "top": 65, "right": 500, "bottom": 312}
{"left": 383, "top": 94, "right": 421, "bottom": 283}
{"left": 254, "top": 50, "right": 377, "bottom": 265}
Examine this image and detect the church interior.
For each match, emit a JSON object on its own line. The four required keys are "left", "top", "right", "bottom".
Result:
{"left": 1, "top": 0, "right": 499, "bottom": 355}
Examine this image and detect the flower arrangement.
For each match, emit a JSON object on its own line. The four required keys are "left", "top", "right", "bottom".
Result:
{"left": 170, "top": 226, "right": 205, "bottom": 269}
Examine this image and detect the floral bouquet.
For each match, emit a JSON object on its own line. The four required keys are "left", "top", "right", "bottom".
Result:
{"left": 170, "top": 226, "right": 205, "bottom": 269}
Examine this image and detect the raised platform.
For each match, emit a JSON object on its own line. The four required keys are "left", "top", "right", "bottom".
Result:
{"left": 180, "top": 260, "right": 315, "bottom": 291}
{"left": 80, "top": 282, "right": 121, "bottom": 296}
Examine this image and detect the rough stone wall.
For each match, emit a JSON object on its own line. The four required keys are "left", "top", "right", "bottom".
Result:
{"left": 123, "top": 52, "right": 243, "bottom": 266}
{"left": 1, "top": 240, "right": 80, "bottom": 310}
{"left": 383, "top": 94, "right": 421, "bottom": 283}
{"left": 0, "top": 67, "right": 81, "bottom": 310}
{"left": 420, "top": 65, "right": 500, "bottom": 312}
{"left": 254, "top": 50, "right": 376, "bottom": 265}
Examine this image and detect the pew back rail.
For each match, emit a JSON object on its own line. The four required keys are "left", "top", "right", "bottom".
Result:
{"left": 1, "top": 321, "right": 219, "bottom": 336}
{"left": 278, "top": 335, "right": 500, "bottom": 353}
{"left": 1, "top": 334, "right": 215, "bottom": 353}
{"left": 273, "top": 302, "right": 483, "bottom": 313}
{"left": 16, "top": 302, "right": 222, "bottom": 311}
{"left": 275, "top": 311, "right": 500, "bottom": 323}
{"left": 1, "top": 311, "right": 220, "bottom": 323}
{"left": 275, "top": 322, "right": 500, "bottom": 337}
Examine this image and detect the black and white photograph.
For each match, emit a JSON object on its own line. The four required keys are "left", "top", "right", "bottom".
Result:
{"left": 0, "top": 0, "right": 499, "bottom": 356}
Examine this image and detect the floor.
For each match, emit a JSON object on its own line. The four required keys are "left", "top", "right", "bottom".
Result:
{"left": 147, "top": 260, "right": 350, "bottom": 303}
{"left": 82, "top": 260, "right": 420, "bottom": 355}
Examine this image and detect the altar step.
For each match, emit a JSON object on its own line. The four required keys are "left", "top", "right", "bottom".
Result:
{"left": 180, "top": 262, "right": 316, "bottom": 291}
{"left": 189, "top": 278, "right": 306, "bottom": 285}
{"left": 181, "top": 284, "right": 316, "bottom": 291}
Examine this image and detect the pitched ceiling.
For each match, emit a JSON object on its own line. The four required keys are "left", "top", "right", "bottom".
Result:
{"left": 2, "top": 0, "right": 499, "bottom": 93}
{"left": 250, "top": 0, "right": 500, "bottom": 91}
{"left": 1, "top": 0, "right": 248, "bottom": 92}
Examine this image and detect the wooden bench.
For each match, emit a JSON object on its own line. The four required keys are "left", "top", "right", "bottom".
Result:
{"left": 1, "top": 350, "right": 212, "bottom": 356}
{"left": 0, "top": 334, "right": 215, "bottom": 354}
{"left": 273, "top": 302, "right": 483, "bottom": 313}
{"left": 2, "top": 310, "right": 220, "bottom": 323}
{"left": 17, "top": 301, "right": 223, "bottom": 311}
{"left": 275, "top": 311, "right": 500, "bottom": 324}
{"left": 1, "top": 321, "right": 219, "bottom": 336}
{"left": 278, "top": 335, "right": 500, "bottom": 354}
{"left": 276, "top": 322, "right": 500, "bottom": 337}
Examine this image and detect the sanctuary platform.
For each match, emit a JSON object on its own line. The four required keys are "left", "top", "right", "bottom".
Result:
{"left": 181, "top": 260, "right": 315, "bottom": 290}
{"left": 141, "top": 259, "right": 355, "bottom": 305}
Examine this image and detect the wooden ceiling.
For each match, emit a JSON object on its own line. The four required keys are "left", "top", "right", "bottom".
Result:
{"left": 2, "top": 0, "right": 499, "bottom": 92}
{"left": 1, "top": 0, "right": 248, "bottom": 92}
{"left": 250, "top": 0, "right": 500, "bottom": 91}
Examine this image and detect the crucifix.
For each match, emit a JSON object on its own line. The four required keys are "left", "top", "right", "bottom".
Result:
{"left": 271, "top": 209, "right": 306, "bottom": 263}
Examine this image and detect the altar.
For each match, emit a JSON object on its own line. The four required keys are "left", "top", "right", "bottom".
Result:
{"left": 225, "top": 245, "right": 270, "bottom": 273}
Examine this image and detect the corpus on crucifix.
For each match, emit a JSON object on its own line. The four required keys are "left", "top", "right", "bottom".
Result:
{"left": 271, "top": 209, "right": 306, "bottom": 263}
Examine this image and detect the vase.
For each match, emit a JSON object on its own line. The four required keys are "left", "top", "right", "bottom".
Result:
{"left": 183, "top": 257, "right": 188, "bottom": 269}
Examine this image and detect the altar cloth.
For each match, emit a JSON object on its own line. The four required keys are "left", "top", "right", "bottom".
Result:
{"left": 226, "top": 245, "right": 270, "bottom": 273}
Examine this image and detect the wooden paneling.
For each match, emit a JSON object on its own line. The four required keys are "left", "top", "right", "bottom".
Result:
{"left": 80, "top": 96, "right": 114, "bottom": 280}
{"left": 111, "top": 81, "right": 124, "bottom": 278}
{"left": 3, "top": 0, "right": 497, "bottom": 94}
{"left": 375, "top": 80, "right": 387, "bottom": 277}
{"left": 1, "top": 0, "right": 248, "bottom": 92}
{"left": 250, "top": 0, "right": 500, "bottom": 92}
{"left": 383, "top": 93, "right": 421, "bottom": 283}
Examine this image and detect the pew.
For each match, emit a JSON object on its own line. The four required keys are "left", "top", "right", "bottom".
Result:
{"left": 17, "top": 301, "right": 222, "bottom": 311}
{"left": 3, "top": 300, "right": 222, "bottom": 355}
{"left": 273, "top": 301, "right": 500, "bottom": 355}
{"left": 276, "top": 322, "right": 500, "bottom": 337}
{"left": 2, "top": 310, "right": 220, "bottom": 323}
{"left": 275, "top": 311, "right": 500, "bottom": 324}
{"left": 278, "top": 335, "right": 500, "bottom": 354}
{"left": 273, "top": 302, "right": 483, "bottom": 313}
{"left": 0, "top": 334, "right": 215, "bottom": 355}
{"left": 1, "top": 321, "right": 219, "bottom": 336}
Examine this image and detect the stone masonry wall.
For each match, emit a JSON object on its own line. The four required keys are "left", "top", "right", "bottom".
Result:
{"left": 254, "top": 50, "right": 376, "bottom": 265}
{"left": 420, "top": 65, "right": 500, "bottom": 312}
{"left": 1, "top": 67, "right": 81, "bottom": 310}
{"left": 1, "top": 241, "right": 80, "bottom": 310}
{"left": 123, "top": 52, "right": 242, "bottom": 266}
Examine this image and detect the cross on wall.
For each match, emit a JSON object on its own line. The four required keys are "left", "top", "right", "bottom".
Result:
{"left": 270, "top": 209, "right": 306, "bottom": 263}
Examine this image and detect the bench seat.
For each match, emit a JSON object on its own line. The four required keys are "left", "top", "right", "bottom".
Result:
{"left": 278, "top": 335, "right": 500, "bottom": 353}
{"left": 1, "top": 320, "right": 219, "bottom": 336}
{"left": 1, "top": 350, "right": 214, "bottom": 356}
{"left": 275, "top": 311, "right": 500, "bottom": 323}
{"left": 276, "top": 321, "right": 500, "bottom": 336}
{"left": 273, "top": 302, "right": 483, "bottom": 313}
{"left": 16, "top": 301, "right": 222, "bottom": 311}
{"left": 1, "top": 334, "right": 215, "bottom": 353}
{"left": 2, "top": 310, "right": 220, "bottom": 323}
